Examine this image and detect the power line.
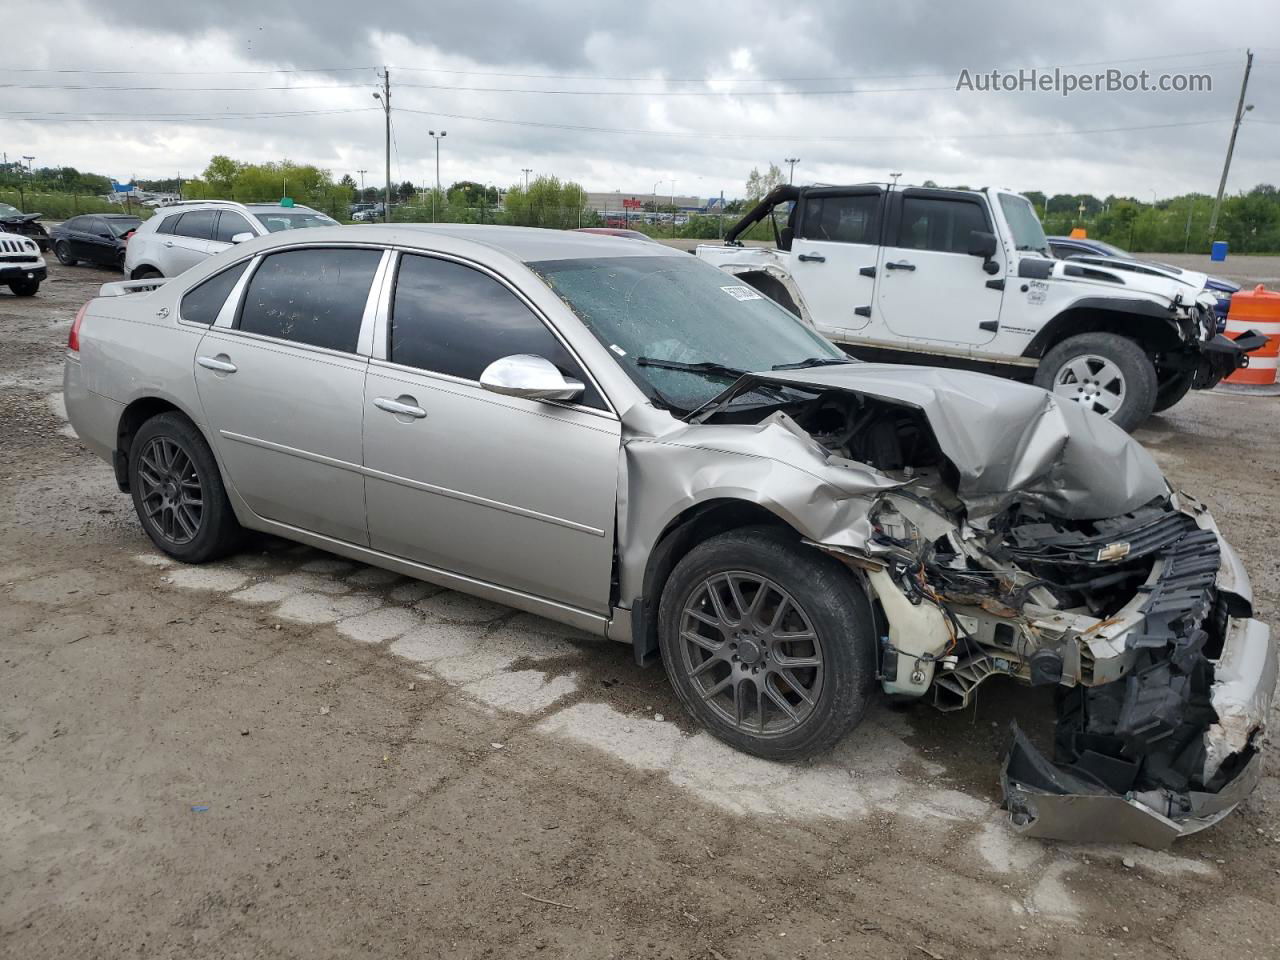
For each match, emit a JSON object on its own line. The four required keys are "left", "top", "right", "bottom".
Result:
{"left": 0, "top": 108, "right": 378, "bottom": 122}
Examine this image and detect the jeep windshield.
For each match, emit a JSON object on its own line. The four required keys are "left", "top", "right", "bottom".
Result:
{"left": 998, "top": 193, "right": 1051, "bottom": 256}
{"left": 529, "top": 254, "right": 847, "bottom": 412}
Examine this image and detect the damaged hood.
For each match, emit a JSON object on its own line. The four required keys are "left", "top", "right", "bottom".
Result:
{"left": 691, "top": 363, "right": 1167, "bottom": 522}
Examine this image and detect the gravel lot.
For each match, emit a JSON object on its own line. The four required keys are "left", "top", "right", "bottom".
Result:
{"left": 3, "top": 262, "right": 1278, "bottom": 960}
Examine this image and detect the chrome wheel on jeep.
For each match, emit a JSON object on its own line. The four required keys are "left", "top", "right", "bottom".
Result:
{"left": 1051, "top": 354, "right": 1127, "bottom": 418}
{"left": 1033, "top": 332, "right": 1157, "bottom": 432}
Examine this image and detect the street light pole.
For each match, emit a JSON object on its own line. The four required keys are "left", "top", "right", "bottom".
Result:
{"left": 522, "top": 168, "right": 532, "bottom": 191}
{"left": 373, "top": 68, "right": 392, "bottom": 223}
{"left": 429, "top": 131, "right": 447, "bottom": 223}
{"left": 784, "top": 157, "right": 800, "bottom": 184}
{"left": 357, "top": 168, "right": 367, "bottom": 199}
{"left": 670, "top": 179, "right": 676, "bottom": 237}
{"left": 1208, "top": 48, "right": 1254, "bottom": 239}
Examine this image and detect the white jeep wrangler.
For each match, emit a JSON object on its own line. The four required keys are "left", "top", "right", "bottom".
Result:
{"left": 696, "top": 184, "right": 1262, "bottom": 430}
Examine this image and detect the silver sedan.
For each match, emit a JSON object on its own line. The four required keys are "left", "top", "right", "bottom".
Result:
{"left": 63, "top": 224, "right": 1275, "bottom": 846}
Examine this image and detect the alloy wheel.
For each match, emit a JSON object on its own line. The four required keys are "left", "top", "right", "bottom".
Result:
{"left": 1052, "top": 353, "right": 1126, "bottom": 418}
{"left": 678, "top": 571, "right": 824, "bottom": 737}
{"left": 136, "top": 436, "right": 204, "bottom": 545}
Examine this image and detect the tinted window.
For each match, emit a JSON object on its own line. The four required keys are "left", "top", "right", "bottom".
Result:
{"left": 155, "top": 213, "right": 178, "bottom": 235}
{"left": 173, "top": 210, "right": 216, "bottom": 241}
{"left": 238, "top": 247, "right": 381, "bottom": 352}
{"left": 798, "top": 194, "right": 880, "bottom": 244}
{"left": 214, "top": 211, "right": 254, "bottom": 243}
{"left": 391, "top": 254, "right": 602, "bottom": 408}
{"left": 180, "top": 261, "right": 250, "bottom": 325}
{"left": 897, "top": 197, "right": 989, "bottom": 254}
{"left": 86, "top": 218, "right": 109, "bottom": 236}
{"left": 64, "top": 216, "right": 88, "bottom": 232}
{"left": 106, "top": 217, "right": 141, "bottom": 237}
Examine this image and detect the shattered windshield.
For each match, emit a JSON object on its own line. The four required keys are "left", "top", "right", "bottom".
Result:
{"left": 529, "top": 254, "right": 847, "bottom": 412}
{"left": 998, "top": 193, "right": 1050, "bottom": 256}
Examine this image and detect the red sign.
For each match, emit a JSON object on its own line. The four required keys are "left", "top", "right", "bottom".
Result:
{"left": 622, "top": 198, "right": 642, "bottom": 209}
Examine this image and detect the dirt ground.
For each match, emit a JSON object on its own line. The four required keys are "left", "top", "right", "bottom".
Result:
{"left": 2, "top": 262, "right": 1278, "bottom": 960}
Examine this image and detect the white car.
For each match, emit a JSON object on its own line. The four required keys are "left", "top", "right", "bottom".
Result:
{"left": 0, "top": 230, "right": 47, "bottom": 296}
{"left": 124, "top": 200, "right": 339, "bottom": 279}
{"left": 696, "top": 184, "right": 1262, "bottom": 430}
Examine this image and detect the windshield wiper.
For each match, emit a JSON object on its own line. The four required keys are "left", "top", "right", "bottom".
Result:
{"left": 635, "top": 357, "right": 751, "bottom": 380}
{"left": 770, "top": 356, "right": 853, "bottom": 371}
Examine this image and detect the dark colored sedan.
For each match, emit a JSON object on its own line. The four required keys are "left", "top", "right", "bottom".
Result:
{"left": 50, "top": 214, "right": 142, "bottom": 270}
{"left": 0, "top": 202, "right": 52, "bottom": 250}
{"left": 1048, "top": 235, "right": 1238, "bottom": 329}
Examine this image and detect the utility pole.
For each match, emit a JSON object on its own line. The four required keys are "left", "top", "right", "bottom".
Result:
{"left": 373, "top": 68, "right": 392, "bottom": 223}
{"left": 429, "top": 130, "right": 446, "bottom": 223}
{"left": 670, "top": 179, "right": 676, "bottom": 238}
{"left": 718, "top": 189, "right": 725, "bottom": 239}
{"left": 1209, "top": 49, "right": 1254, "bottom": 239}
{"left": 357, "top": 168, "right": 367, "bottom": 199}
{"left": 784, "top": 157, "right": 800, "bottom": 184}
{"left": 522, "top": 168, "right": 532, "bottom": 191}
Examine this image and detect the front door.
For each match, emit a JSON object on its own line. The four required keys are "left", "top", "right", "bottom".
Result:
{"left": 162, "top": 210, "right": 216, "bottom": 275}
{"left": 193, "top": 246, "right": 386, "bottom": 545}
{"left": 787, "top": 188, "right": 882, "bottom": 336}
{"left": 362, "top": 252, "right": 620, "bottom": 613}
{"left": 875, "top": 191, "right": 1003, "bottom": 346}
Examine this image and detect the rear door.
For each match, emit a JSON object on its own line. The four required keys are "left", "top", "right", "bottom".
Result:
{"left": 875, "top": 190, "right": 1004, "bottom": 346}
{"left": 162, "top": 210, "right": 217, "bottom": 275}
{"left": 362, "top": 251, "right": 620, "bottom": 613}
{"left": 193, "top": 245, "right": 388, "bottom": 545}
{"left": 787, "top": 188, "right": 883, "bottom": 336}
{"left": 66, "top": 217, "right": 96, "bottom": 261}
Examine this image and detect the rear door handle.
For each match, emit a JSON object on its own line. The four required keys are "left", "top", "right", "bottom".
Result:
{"left": 797, "top": 253, "right": 826, "bottom": 263}
{"left": 197, "top": 354, "right": 237, "bottom": 373}
{"left": 885, "top": 261, "right": 916, "bottom": 271}
{"left": 164, "top": 241, "right": 175, "bottom": 248}
{"left": 374, "top": 396, "right": 427, "bottom": 419}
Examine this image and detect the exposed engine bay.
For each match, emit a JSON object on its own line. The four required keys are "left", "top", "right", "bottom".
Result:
{"left": 690, "top": 376, "right": 1277, "bottom": 847}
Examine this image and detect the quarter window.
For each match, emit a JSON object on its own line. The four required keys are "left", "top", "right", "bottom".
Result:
{"left": 172, "top": 210, "right": 217, "bottom": 241}
{"left": 798, "top": 194, "right": 880, "bottom": 244}
{"left": 214, "top": 212, "right": 254, "bottom": 244}
{"left": 180, "top": 261, "right": 250, "bottom": 325}
{"left": 896, "top": 197, "right": 989, "bottom": 254}
{"left": 238, "top": 248, "right": 381, "bottom": 352}
{"left": 155, "top": 214, "right": 178, "bottom": 235}
{"left": 390, "top": 253, "right": 603, "bottom": 408}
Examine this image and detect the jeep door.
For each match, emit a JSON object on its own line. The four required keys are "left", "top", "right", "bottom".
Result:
{"left": 361, "top": 251, "right": 620, "bottom": 614}
{"left": 787, "top": 188, "right": 882, "bottom": 337}
{"left": 875, "top": 190, "right": 1003, "bottom": 346}
{"left": 193, "top": 245, "right": 388, "bottom": 545}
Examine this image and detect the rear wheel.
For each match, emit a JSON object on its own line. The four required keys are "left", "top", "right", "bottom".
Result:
{"left": 658, "top": 526, "right": 876, "bottom": 761}
{"left": 131, "top": 266, "right": 163, "bottom": 280}
{"left": 1153, "top": 371, "right": 1194, "bottom": 413}
{"left": 128, "top": 413, "right": 242, "bottom": 563}
{"left": 54, "top": 240, "right": 77, "bottom": 266}
{"left": 8, "top": 280, "right": 39, "bottom": 297}
{"left": 1034, "top": 333, "right": 1156, "bottom": 431}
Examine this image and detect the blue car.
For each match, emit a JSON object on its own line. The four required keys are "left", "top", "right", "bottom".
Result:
{"left": 1048, "top": 236, "right": 1238, "bottom": 330}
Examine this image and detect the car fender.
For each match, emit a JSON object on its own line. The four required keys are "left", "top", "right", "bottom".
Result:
{"left": 1020, "top": 296, "right": 1188, "bottom": 359}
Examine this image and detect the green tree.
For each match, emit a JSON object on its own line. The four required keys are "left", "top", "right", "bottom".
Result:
{"left": 745, "top": 163, "right": 785, "bottom": 203}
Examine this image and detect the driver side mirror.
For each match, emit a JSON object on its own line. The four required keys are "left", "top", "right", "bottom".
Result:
{"left": 479, "top": 354, "right": 584, "bottom": 402}
{"left": 968, "top": 230, "right": 1001, "bottom": 274}
{"left": 231, "top": 232, "right": 254, "bottom": 244}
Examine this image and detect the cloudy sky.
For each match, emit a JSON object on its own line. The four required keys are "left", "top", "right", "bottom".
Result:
{"left": 5, "top": 1, "right": 1279, "bottom": 202}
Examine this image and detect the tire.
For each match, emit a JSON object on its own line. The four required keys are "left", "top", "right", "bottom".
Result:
{"left": 54, "top": 240, "right": 77, "bottom": 266}
{"left": 8, "top": 280, "right": 39, "bottom": 297}
{"left": 1153, "top": 371, "right": 1194, "bottom": 413}
{"left": 131, "top": 266, "right": 163, "bottom": 280}
{"left": 657, "top": 526, "right": 876, "bottom": 761}
{"left": 1033, "top": 332, "right": 1157, "bottom": 432}
{"left": 128, "top": 412, "right": 242, "bottom": 563}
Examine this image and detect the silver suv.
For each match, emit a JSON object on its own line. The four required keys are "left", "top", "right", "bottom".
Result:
{"left": 124, "top": 200, "right": 338, "bottom": 278}
{"left": 62, "top": 224, "right": 1275, "bottom": 845}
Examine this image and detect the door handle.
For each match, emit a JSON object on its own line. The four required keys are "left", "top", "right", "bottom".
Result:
{"left": 797, "top": 253, "right": 826, "bottom": 263}
{"left": 197, "top": 355, "right": 237, "bottom": 373}
{"left": 374, "top": 396, "right": 427, "bottom": 419}
{"left": 885, "top": 261, "right": 916, "bottom": 271}
{"left": 164, "top": 241, "right": 175, "bottom": 248}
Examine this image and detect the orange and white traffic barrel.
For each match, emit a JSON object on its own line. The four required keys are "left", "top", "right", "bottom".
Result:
{"left": 1224, "top": 284, "right": 1280, "bottom": 386}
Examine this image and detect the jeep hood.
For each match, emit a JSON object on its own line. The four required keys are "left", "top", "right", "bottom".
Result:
{"left": 1044, "top": 255, "right": 1209, "bottom": 303}
{"left": 690, "top": 363, "right": 1167, "bottom": 522}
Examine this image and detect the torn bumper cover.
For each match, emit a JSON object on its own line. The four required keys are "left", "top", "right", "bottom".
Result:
{"left": 1001, "top": 544, "right": 1277, "bottom": 849}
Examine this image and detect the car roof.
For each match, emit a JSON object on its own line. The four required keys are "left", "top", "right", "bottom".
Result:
{"left": 338, "top": 223, "right": 684, "bottom": 263}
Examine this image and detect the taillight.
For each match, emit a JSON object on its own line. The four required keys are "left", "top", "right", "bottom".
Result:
{"left": 123, "top": 230, "right": 135, "bottom": 244}
{"left": 69, "top": 302, "right": 88, "bottom": 353}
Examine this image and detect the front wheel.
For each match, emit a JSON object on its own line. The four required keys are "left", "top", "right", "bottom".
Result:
{"left": 1153, "top": 371, "right": 1194, "bottom": 413}
{"left": 1034, "top": 332, "right": 1157, "bottom": 432}
{"left": 128, "top": 412, "right": 243, "bottom": 563}
{"left": 54, "top": 240, "right": 77, "bottom": 266}
{"left": 658, "top": 526, "right": 876, "bottom": 761}
{"left": 8, "top": 280, "right": 39, "bottom": 297}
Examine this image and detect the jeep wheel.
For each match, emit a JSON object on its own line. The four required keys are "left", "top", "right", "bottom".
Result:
{"left": 54, "top": 240, "right": 77, "bottom": 266}
{"left": 1034, "top": 333, "right": 1156, "bottom": 431}
{"left": 657, "top": 526, "right": 876, "bottom": 761}
{"left": 8, "top": 280, "right": 39, "bottom": 297}
{"left": 1153, "top": 371, "right": 1194, "bottom": 413}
